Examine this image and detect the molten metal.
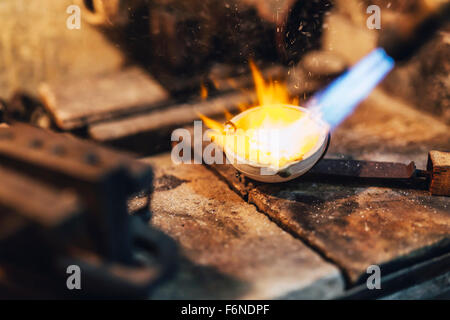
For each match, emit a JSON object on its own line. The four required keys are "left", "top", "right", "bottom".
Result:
{"left": 200, "top": 62, "right": 323, "bottom": 170}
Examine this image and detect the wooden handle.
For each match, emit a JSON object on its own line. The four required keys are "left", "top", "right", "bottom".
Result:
{"left": 427, "top": 150, "right": 450, "bottom": 196}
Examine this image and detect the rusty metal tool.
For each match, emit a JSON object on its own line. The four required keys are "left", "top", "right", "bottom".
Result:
{"left": 305, "top": 151, "right": 450, "bottom": 196}
{"left": 0, "top": 123, "right": 177, "bottom": 298}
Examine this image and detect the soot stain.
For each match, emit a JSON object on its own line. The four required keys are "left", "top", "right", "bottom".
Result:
{"left": 155, "top": 174, "right": 189, "bottom": 191}
{"left": 337, "top": 200, "right": 359, "bottom": 217}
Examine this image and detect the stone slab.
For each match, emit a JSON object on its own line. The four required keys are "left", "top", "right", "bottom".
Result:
{"left": 143, "top": 154, "right": 344, "bottom": 299}
{"left": 40, "top": 67, "right": 169, "bottom": 130}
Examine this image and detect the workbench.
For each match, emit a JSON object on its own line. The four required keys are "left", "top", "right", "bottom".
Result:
{"left": 137, "top": 88, "right": 450, "bottom": 299}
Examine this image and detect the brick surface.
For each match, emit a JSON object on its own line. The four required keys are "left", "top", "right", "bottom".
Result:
{"left": 143, "top": 154, "right": 344, "bottom": 299}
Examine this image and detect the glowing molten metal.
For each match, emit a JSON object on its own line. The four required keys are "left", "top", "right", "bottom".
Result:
{"left": 200, "top": 62, "right": 324, "bottom": 170}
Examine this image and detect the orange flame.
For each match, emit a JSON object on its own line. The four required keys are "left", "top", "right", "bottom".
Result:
{"left": 200, "top": 83, "right": 208, "bottom": 100}
{"left": 249, "top": 61, "right": 293, "bottom": 107}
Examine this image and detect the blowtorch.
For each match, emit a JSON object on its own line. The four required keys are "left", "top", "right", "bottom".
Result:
{"left": 307, "top": 0, "right": 450, "bottom": 128}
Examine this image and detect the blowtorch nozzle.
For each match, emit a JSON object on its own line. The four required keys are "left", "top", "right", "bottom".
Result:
{"left": 379, "top": 1, "right": 450, "bottom": 62}
{"left": 306, "top": 1, "right": 449, "bottom": 131}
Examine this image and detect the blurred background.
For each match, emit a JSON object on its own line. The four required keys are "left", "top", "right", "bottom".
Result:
{"left": 0, "top": 0, "right": 448, "bottom": 128}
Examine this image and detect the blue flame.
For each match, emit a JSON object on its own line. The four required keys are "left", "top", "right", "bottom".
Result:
{"left": 306, "top": 48, "right": 395, "bottom": 130}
